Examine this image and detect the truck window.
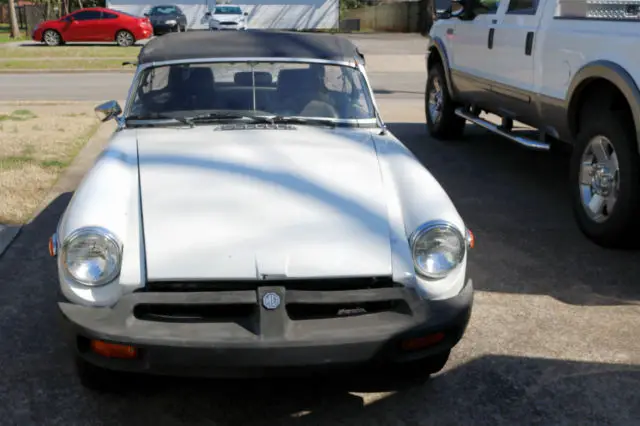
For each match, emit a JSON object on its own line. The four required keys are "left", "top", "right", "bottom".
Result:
{"left": 472, "top": 0, "right": 500, "bottom": 15}
{"left": 507, "top": 0, "right": 539, "bottom": 14}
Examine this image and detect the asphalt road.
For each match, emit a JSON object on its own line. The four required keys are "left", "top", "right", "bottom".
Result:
{"left": 0, "top": 35, "right": 639, "bottom": 426}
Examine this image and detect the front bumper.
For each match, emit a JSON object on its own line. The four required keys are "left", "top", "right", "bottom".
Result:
{"left": 59, "top": 277, "right": 473, "bottom": 378}
{"left": 152, "top": 23, "right": 178, "bottom": 35}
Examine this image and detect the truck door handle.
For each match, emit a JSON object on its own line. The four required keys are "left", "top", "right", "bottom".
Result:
{"left": 525, "top": 31, "right": 534, "bottom": 56}
{"left": 488, "top": 28, "right": 495, "bottom": 49}
{"left": 446, "top": 28, "right": 454, "bottom": 35}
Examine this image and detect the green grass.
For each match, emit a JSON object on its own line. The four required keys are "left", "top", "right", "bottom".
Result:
{"left": 0, "top": 109, "right": 37, "bottom": 121}
{"left": 0, "top": 45, "right": 141, "bottom": 58}
{"left": 0, "top": 23, "right": 27, "bottom": 43}
{"left": 0, "top": 58, "right": 131, "bottom": 70}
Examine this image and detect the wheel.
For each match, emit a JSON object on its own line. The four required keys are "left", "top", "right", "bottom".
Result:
{"left": 570, "top": 111, "right": 640, "bottom": 248}
{"left": 74, "top": 356, "right": 122, "bottom": 393}
{"left": 115, "top": 30, "right": 135, "bottom": 47}
{"left": 43, "top": 29, "right": 62, "bottom": 46}
{"left": 392, "top": 350, "right": 451, "bottom": 381}
{"left": 426, "top": 62, "right": 466, "bottom": 140}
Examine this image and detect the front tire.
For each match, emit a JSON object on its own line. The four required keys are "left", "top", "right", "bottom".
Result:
{"left": 115, "top": 30, "right": 135, "bottom": 47}
{"left": 570, "top": 111, "right": 640, "bottom": 248}
{"left": 43, "top": 29, "right": 62, "bottom": 46}
{"left": 426, "top": 62, "right": 466, "bottom": 140}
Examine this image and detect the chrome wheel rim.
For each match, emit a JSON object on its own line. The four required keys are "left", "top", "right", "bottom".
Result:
{"left": 428, "top": 76, "right": 444, "bottom": 124}
{"left": 117, "top": 31, "right": 133, "bottom": 46}
{"left": 579, "top": 136, "right": 620, "bottom": 223}
{"left": 44, "top": 31, "right": 59, "bottom": 45}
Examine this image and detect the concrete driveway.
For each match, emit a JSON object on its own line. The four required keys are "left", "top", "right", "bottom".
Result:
{"left": 0, "top": 33, "right": 638, "bottom": 426}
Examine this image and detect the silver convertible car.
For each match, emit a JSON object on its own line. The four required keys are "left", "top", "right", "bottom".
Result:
{"left": 50, "top": 30, "right": 475, "bottom": 390}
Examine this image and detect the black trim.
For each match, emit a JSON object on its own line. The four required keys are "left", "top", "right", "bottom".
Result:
{"left": 487, "top": 28, "right": 494, "bottom": 49}
{"left": 525, "top": 32, "right": 534, "bottom": 56}
{"left": 59, "top": 279, "right": 474, "bottom": 377}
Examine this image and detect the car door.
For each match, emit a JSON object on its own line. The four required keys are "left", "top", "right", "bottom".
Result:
{"left": 99, "top": 11, "right": 120, "bottom": 41}
{"left": 61, "top": 10, "right": 103, "bottom": 41}
{"left": 488, "top": 0, "right": 545, "bottom": 121}
{"left": 448, "top": 0, "right": 508, "bottom": 106}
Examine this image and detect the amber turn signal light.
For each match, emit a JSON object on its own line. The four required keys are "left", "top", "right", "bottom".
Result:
{"left": 466, "top": 229, "right": 475, "bottom": 249}
{"left": 90, "top": 340, "right": 138, "bottom": 359}
{"left": 401, "top": 332, "right": 445, "bottom": 351}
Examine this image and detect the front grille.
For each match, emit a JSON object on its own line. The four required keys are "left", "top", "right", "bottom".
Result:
{"left": 220, "top": 21, "right": 238, "bottom": 25}
{"left": 143, "top": 276, "right": 398, "bottom": 293}
{"left": 286, "top": 300, "right": 409, "bottom": 321}
{"left": 134, "top": 303, "right": 255, "bottom": 323}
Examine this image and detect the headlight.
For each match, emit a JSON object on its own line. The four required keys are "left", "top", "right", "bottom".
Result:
{"left": 61, "top": 227, "right": 122, "bottom": 286}
{"left": 409, "top": 221, "right": 465, "bottom": 280}
{"left": 165, "top": 19, "right": 177, "bottom": 25}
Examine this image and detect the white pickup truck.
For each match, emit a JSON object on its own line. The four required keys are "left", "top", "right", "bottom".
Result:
{"left": 426, "top": 0, "right": 640, "bottom": 248}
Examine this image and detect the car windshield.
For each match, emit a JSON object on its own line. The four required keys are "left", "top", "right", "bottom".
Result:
{"left": 150, "top": 6, "right": 177, "bottom": 15}
{"left": 215, "top": 6, "right": 242, "bottom": 14}
{"left": 127, "top": 61, "right": 377, "bottom": 126}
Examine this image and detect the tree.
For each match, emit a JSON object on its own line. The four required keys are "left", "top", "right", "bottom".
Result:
{"left": 7, "top": 0, "right": 20, "bottom": 39}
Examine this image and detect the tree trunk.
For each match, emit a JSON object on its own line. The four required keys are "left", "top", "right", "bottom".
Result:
{"left": 8, "top": 0, "right": 21, "bottom": 39}
{"left": 77, "top": 0, "right": 83, "bottom": 10}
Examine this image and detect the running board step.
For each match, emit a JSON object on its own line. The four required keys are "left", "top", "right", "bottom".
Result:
{"left": 455, "top": 108, "right": 550, "bottom": 151}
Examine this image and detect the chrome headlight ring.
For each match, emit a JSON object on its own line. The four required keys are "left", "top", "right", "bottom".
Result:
{"left": 60, "top": 226, "right": 123, "bottom": 287}
{"left": 409, "top": 220, "right": 467, "bottom": 280}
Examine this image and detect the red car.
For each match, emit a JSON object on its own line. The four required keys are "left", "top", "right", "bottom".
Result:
{"left": 32, "top": 7, "right": 153, "bottom": 47}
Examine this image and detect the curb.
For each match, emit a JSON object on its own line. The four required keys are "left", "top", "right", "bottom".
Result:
{"left": 30, "top": 120, "right": 117, "bottom": 223}
{"left": 0, "top": 68, "right": 135, "bottom": 74}
{"left": 0, "top": 225, "right": 21, "bottom": 258}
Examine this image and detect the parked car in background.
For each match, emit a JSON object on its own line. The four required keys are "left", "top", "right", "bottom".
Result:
{"left": 32, "top": 7, "right": 152, "bottom": 47}
{"left": 207, "top": 5, "right": 249, "bottom": 31}
{"left": 145, "top": 4, "right": 188, "bottom": 35}
{"left": 51, "top": 30, "right": 475, "bottom": 391}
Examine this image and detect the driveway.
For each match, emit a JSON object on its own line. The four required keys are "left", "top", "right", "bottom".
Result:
{"left": 0, "top": 34, "right": 638, "bottom": 426}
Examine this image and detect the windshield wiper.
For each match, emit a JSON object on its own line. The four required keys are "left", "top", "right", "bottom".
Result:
{"left": 268, "top": 116, "right": 337, "bottom": 127}
{"left": 185, "top": 112, "right": 275, "bottom": 124}
{"left": 126, "top": 113, "right": 194, "bottom": 127}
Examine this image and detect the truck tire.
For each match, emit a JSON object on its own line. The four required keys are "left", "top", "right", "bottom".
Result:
{"left": 570, "top": 112, "right": 640, "bottom": 248}
{"left": 425, "top": 63, "right": 465, "bottom": 140}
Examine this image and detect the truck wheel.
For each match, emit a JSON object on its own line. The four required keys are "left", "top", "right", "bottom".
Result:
{"left": 570, "top": 112, "right": 640, "bottom": 248}
{"left": 75, "top": 356, "right": 122, "bottom": 392}
{"left": 426, "top": 63, "right": 465, "bottom": 140}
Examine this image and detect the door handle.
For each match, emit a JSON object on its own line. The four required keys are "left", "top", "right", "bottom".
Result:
{"left": 446, "top": 28, "right": 454, "bottom": 35}
{"left": 488, "top": 28, "right": 495, "bottom": 49}
{"left": 525, "top": 31, "right": 534, "bottom": 56}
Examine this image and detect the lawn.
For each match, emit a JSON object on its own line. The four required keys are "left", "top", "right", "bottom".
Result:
{"left": 0, "top": 103, "right": 100, "bottom": 224}
{"left": 0, "top": 44, "right": 141, "bottom": 58}
{"left": 0, "top": 58, "right": 134, "bottom": 70}
{"left": 0, "top": 23, "right": 26, "bottom": 43}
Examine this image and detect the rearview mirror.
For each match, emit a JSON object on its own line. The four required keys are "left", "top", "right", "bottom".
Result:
{"left": 95, "top": 100, "right": 122, "bottom": 122}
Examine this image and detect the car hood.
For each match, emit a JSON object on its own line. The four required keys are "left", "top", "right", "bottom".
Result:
{"left": 149, "top": 14, "right": 179, "bottom": 23}
{"left": 136, "top": 125, "right": 393, "bottom": 281}
{"left": 213, "top": 13, "right": 243, "bottom": 21}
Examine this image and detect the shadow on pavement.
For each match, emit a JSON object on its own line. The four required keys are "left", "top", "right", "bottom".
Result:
{"left": 387, "top": 122, "right": 640, "bottom": 306}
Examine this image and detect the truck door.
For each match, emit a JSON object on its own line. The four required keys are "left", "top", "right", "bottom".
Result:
{"left": 488, "top": 0, "right": 545, "bottom": 118}
{"left": 448, "top": 0, "right": 508, "bottom": 106}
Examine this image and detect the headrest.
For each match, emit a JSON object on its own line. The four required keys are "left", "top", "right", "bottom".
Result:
{"left": 234, "top": 71, "right": 272, "bottom": 86}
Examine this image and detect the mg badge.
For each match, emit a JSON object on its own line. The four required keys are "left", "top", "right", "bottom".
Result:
{"left": 262, "top": 292, "right": 281, "bottom": 310}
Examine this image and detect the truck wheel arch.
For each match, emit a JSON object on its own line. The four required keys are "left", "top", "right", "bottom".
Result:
{"left": 427, "top": 38, "right": 455, "bottom": 97}
{"left": 567, "top": 61, "right": 640, "bottom": 151}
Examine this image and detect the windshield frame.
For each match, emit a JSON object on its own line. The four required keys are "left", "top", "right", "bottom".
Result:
{"left": 122, "top": 57, "right": 383, "bottom": 129}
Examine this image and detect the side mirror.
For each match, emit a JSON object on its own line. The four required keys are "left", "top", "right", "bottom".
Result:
{"left": 95, "top": 100, "right": 122, "bottom": 122}
{"left": 435, "top": 9, "right": 452, "bottom": 19}
{"left": 244, "top": 12, "right": 248, "bottom": 16}
{"left": 143, "top": 13, "right": 149, "bottom": 17}
{"left": 205, "top": 11, "right": 211, "bottom": 17}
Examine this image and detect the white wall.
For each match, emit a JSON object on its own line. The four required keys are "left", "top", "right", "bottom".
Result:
{"left": 106, "top": 0, "right": 339, "bottom": 30}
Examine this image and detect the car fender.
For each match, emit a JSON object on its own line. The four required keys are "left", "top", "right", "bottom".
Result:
{"left": 56, "top": 130, "right": 145, "bottom": 307}
{"left": 566, "top": 60, "right": 640, "bottom": 151}
{"left": 427, "top": 36, "right": 456, "bottom": 97}
{"left": 371, "top": 132, "right": 469, "bottom": 301}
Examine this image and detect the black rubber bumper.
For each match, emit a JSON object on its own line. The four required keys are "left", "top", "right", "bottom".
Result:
{"left": 59, "top": 279, "right": 473, "bottom": 378}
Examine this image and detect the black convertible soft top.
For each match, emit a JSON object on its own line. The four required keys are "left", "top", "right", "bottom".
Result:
{"left": 137, "top": 30, "right": 365, "bottom": 65}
